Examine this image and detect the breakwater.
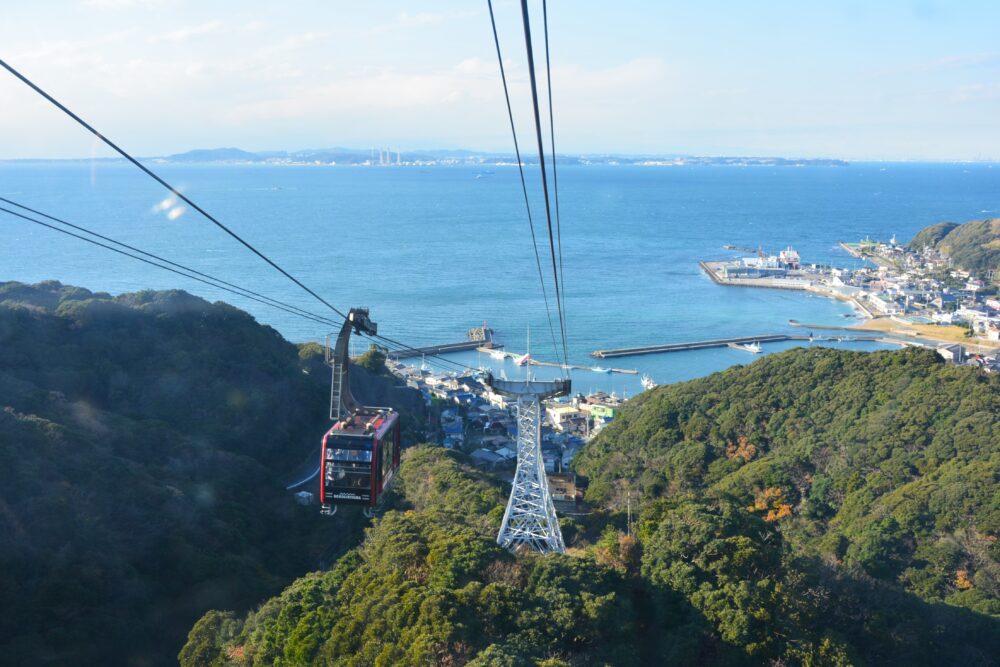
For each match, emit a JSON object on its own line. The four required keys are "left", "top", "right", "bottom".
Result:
{"left": 592, "top": 333, "right": 885, "bottom": 358}
{"left": 388, "top": 340, "right": 501, "bottom": 359}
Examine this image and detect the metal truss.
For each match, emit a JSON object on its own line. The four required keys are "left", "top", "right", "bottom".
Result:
{"left": 487, "top": 376, "right": 570, "bottom": 554}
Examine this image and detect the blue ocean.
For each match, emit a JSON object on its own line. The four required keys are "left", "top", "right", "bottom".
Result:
{"left": 2, "top": 161, "right": 999, "bottom": 394}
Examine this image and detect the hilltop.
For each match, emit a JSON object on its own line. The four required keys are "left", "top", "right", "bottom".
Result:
{"left": 0, "top": 281, "right": 420, "bottom": 666}
{"left": 185, "top": 347, "right": 1000, "bottom": 666}
{"left": 908, "top": 218, "right": 1000, "bottom": 278}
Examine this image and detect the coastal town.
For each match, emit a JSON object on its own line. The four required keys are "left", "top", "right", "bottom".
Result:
{"left": 702, "top": 236, "right": 1000, "bottom": 372}
{"left": 381, "top": 231, "right": 999, "bottom": 497}
{"left": 384, "top": 357, "right": 627, "bottom": 507}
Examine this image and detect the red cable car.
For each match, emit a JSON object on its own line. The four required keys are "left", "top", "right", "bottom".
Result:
{"left": 320, "top": 407, "right": 400, "bottom": 512}
{"left": 320, "top": 308, "right": 401, "bottom": 516}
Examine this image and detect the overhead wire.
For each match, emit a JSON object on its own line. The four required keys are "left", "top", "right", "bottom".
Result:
{"left": 486, "top": 0, "right": 562, "bottom": 369}
{"left": 0, "top": 196, "right": 343, "bottom": 328}
{"left": 0, "top": 58, "right": 478, "bottom": 374}
{"left": 0, "top": 198, "right": 476, "bottom": 373}
{"left": 517, "top": 0, "right": 570, "bottom": 371}
{"left": 541, "top": 0, "right": 568, "bottom": 363}
{"left": 0, "top": 57, "right": 349, "bottom": 322}
{"left": 0, "top": 205, "right": 341, "bottom": 329}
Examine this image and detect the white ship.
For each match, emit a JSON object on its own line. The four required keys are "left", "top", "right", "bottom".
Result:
{"left": 727, "top": 341, "right": 762, "bottom": 354}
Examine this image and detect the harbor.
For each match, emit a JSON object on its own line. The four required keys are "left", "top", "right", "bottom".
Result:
{"left": 592, "top": 333, "right": 885, "bottom": 358}
{"left": 388, "top": 340, "right": 501, "bottom": 359}
{"left": 480, "top": 347, "right": 638, "bottom": 374}
{"left": 699, "top": 240, "right": 1000, "bottom": 363}
{"left": 387, "top": 324, "right": 501, "bottom": 359}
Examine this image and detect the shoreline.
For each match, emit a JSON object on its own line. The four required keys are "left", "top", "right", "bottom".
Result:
{"left": 700, "top": 260, "right": 877, "bottom": 318}
{"left": 699, "top": 261, "right": 1000, "bottom": 353}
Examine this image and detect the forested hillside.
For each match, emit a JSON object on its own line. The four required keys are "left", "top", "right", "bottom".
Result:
{"left": 186, "top": 348, "right": 1000, "bottom": 666}
{"left": 5, "top": 280, "right": 998, "bottom": 665}
{"left": 908, "top": 218, "right": 1000, "bottom": 278}
{"left": 907, "top": 221, "right": 959, "bottom": 251}
{"left": 0, "top": 281, "right": 417, "bottom": 665}
{"left": 576, "top": 348, "right": 1000, "bottom": 617}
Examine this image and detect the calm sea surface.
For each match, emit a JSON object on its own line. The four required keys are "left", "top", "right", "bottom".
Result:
{"left": 3, "top": 161, "right": 999, "bottom": 394}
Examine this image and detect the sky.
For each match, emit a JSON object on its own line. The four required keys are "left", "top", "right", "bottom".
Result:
{"left": 1, "top": 0, "right": 999, "bottom": 161}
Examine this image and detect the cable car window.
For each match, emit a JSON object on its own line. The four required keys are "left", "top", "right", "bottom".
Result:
{"left": 327, "top": 447, "right": 372, "bottom": 463}
{"left": 325, "top": 461, "right": 370, "bottom": 489}
{"left": 381, "top": 436, "right": 393, "bottom": 483}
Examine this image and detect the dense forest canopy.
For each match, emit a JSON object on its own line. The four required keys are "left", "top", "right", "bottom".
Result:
{"left": 0, "top": 281, "right": 416, "bottom": 665}
{"left": 187, "top": 348, "right": 1000, "bottom": 666}
{"left": 575, "top": 348, "right": 1000, "bottom": 616}
{"left": 3, "top": 280, "right": 998, "bottom": 665}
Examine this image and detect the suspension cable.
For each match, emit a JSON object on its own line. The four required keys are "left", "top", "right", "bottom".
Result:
{"left": 486, "top": 0, "right": 561, "bottom": 367}
{"left": 0, "top": 57, "right": 348, "bottom": 321}
{"left": 0, "top": 58, "right": 483, "bottom": 374}
{"left": 0, "top": 205, "right": 340, "bottom": 328}
{"left": 0, "top": 199, "right": 477, "bottom": 373}
{"left": 542, "top": 0, "right": 568, "bottom": 362}
{"left": 0, "top": 196, "right": 343, "bottom": 328}
{"left": 518, "top": 0, "right": 569, "bottom": 371}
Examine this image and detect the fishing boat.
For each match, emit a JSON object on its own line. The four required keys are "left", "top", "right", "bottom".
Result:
{"left": 489, "top": 349, "right": 506, "bottom": 360}
{"left": 641, "top": 374, "right": 657, "bottom": 390}
{"left": 591, "top": 366, "right": 612, "bottom": 373}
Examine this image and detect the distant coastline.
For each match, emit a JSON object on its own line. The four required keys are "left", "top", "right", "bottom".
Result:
{"left": 0, "top": 146, "right": 850, "bottom": 168}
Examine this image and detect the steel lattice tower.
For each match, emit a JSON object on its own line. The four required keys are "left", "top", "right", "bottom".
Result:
{"left": 486, "top": 374, "right": 570, "bottom": 554}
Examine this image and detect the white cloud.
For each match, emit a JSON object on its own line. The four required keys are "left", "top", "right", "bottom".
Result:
{"left": 952, "top": 82, "right": 1000, "bottom": 103}
{"left": 82, "top": 0, "right": 165, "bottom": 8}
{"left": 148, "top": 20, "right": 223, "bottom": 44}
{"left": 259, "top": 31, "right": 326, "bottom": 56}
{"left": 366, "top": 8, "right": 481, "bottom": 36}
{"left": 226, "top": 57, "right": 512, "bottom": 123}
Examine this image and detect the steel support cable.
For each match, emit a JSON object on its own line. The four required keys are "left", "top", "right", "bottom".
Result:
{"left": 486, "top": 0, "right": 562, "bottom": 368}
{"left": 0, "top": 59, "right": 477, "bottom": 374}
{"left": 518, "top": 0, "right": 569, "bottom": 372}
{"left": 0, "top": 203, "right": 476, "bottom": 373}
{"left": 0, "top": 57, "right": 349, "bottom": 322}
{"left": 0, "top": 196, "right": 344, "bottom": 329}
{"left": 370, "top": 333, "right": 477, "bottom": 372}
{"left": 541, "top": 0, "right": 569, "bottom": 368}
{"left": 0, "top": 206, "right": 341, "bottom": 328}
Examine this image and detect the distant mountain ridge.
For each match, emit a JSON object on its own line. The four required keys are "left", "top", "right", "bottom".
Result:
{"left": 153, "top": 146, "right": 849, "bottom": 167}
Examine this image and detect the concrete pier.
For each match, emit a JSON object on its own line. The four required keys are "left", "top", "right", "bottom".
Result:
{"left": 388, "top": 340, "right": 501, "bottom": 359}
{"left": 592, "top": 333, "right": 885, "bottom": 358}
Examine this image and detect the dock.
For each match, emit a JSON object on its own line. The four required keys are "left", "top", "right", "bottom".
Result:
{"left": 839, "top": 242, "right": 897, "bottom": 269}
{"left": 593, "top": 334, "right": 799, "bottom": 358}
{"left": 592, "top": 333, "right": 886, "bottom": 358}
{"left": 723, "top": 244, "right": 760, "bottom": 254}
{"left": 388, "top": 340, "right": 501, "bottom": 359}
{"left": 701, "top": 260, "right": 878, "bottom": 319}
{"left": 481, "top": 347, "right": 638, "bottom": 375}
